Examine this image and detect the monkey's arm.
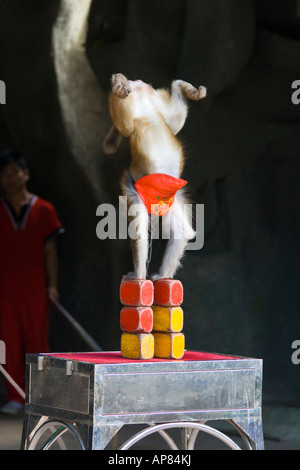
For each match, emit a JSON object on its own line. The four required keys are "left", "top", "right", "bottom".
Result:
{"left": 108, "top": 74, "right": 135, "bottom": 137}
{"left": 109, "top": 93, "right": 135, "bottom": 137}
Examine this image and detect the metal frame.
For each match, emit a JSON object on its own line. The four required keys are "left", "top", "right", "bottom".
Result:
{"left": 21, "top": 352, "right": 264, "bottom": 450}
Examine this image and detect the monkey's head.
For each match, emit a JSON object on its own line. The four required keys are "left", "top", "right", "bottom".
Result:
{"left": 102, "top": 125, "right": 122, "bottom": 155}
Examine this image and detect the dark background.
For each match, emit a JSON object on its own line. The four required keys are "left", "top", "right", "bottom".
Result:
{"left": 0, "top": 0, "right": 299, "bottom": 411}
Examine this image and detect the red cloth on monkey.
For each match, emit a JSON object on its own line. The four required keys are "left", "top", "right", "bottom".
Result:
{"left": 134, "top": 173, "right": 187, "bottom": 216}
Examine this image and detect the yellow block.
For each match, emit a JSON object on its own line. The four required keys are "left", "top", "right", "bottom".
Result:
{"left": 121, "top": 333, "right": 154, "bottom": 360}
{"left": 152, "top": 306, "right": 183, "bottom": 332}
{"left": 154, "top": 332, "right": 185, "bottom": 359}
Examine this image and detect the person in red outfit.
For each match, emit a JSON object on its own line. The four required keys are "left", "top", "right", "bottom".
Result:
{"left": 0, "top": 149, "right": 64, "bottom": 414}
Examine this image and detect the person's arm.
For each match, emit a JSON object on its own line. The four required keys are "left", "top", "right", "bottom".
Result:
{"left": 44, "top": 238, "right": 59, "bottom": 300}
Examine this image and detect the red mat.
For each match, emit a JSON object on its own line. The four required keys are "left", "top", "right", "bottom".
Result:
{"left": 48, "top": 350, "right": 241, "bottom": 364}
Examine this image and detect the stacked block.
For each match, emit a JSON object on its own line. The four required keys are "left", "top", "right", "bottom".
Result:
{"left": 152, "top": 306, "right": 183, "bottom": 333}
{"left": 120, "top": 279, "right": 154, "bottom": 359}
{"left": 120, "top": 278, "right": 185, "bottom": 360}
{"left": 120, "top": 279, "right": 153, "bottom": 306}
{"left": 153, "top": 332, "right": 185, "bottom": 359}
{"left": 153, "top": 279, "right": 184, "bottom": 307}
{"left": 121, "top": 333, "right": 154, "bottom": 360}
{"left": 120, "top": 307, "right": 153, "bottom": 333}
{"left": 153, "top": 279, "right": 185, "bottom": 359}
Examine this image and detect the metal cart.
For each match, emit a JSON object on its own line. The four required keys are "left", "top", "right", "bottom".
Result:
{"left": 21, "top": 350, "right": 264, "bottom": 450}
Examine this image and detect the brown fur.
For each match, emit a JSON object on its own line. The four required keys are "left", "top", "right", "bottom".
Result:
{"left": 103, "top": 74, "right": 206, "bottom": 280}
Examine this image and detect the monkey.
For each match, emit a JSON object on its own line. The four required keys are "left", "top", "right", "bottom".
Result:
{"left": 103, "top": 73, "right": 206, "bottom": 281}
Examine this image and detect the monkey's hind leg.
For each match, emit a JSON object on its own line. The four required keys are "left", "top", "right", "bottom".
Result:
{"left": 151, "top": 197, "right": 196, "bottom": 281}
{"left": 124, "top": 201, "right": 149, "bottom": 280}
{"left": 173, "top": 80, "right": 207, "bottom": 101}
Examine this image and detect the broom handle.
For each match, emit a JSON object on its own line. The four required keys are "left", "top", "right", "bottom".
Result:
{"left": 0, "top": 364, "right": 25, "bottom": 400}
{"left": 0, "top": 299, "right": 102, "bottom": 402}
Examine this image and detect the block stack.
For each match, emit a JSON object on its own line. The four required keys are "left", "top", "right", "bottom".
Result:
{"left": 120, "top": 279, "right": 154, "bottom": 359}
{"left": 120, "top": 278, "right": 185, "bottom": 360}
{"left": 152, "top": 279, "right": 185, "bottom": 360}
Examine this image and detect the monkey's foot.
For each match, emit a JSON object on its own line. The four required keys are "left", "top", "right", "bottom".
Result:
{"left": 184, "top": 84, "right": 207, "bottom": 101}
{"left": 149, "top": 272, "right": 172, "bottom": 282}
{"left": 111, "top": 73, "right": 131, "bottom": 98}
{"left": 122, "top": 272, "right": 139, "bottom": 281}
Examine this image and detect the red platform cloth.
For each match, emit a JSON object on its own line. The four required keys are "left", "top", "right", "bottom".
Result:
{"left": 48, "top": 351, "right": 241, "bottom": 364}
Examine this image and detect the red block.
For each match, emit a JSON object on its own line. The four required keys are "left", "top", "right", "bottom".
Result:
{"left": 120, "top": 307, "right": 153, "bottom": 333}
{"left": 154, "top": 279, "right": 183, "bottom": 306}
{"left": 120, "top": 279, "right": 154, "bottom": 306}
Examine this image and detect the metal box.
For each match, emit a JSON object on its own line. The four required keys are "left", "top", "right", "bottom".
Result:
{"left": 21, "top": 351, "right": 263, "bottom": 450}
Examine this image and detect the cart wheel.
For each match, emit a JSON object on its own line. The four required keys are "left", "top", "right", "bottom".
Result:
{"left": 27, "top": 419, "right": 85, "bottom": 450}
{"left": 119, "top": 422, "right": 241, "bottom": 450}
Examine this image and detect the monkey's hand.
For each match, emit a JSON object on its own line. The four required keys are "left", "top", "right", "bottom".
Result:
{"left": 111, "top": 73, "right": 132, "bottom": 98}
